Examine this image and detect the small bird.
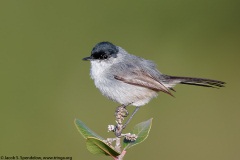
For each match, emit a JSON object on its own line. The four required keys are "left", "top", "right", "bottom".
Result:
{"left": 83, "top": 42, "right": 225, "bottom": 123}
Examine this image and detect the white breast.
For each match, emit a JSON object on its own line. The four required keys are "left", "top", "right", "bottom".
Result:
{"left": 90, "top": 59, "right": 158, "bottom": 107}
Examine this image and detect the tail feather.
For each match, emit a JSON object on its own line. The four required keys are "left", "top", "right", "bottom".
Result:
{"left": 163, "top": 75, "right": 226, "bottom": 88}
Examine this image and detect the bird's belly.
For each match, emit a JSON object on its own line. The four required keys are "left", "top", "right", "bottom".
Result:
{"left": 94, "top": 78, "right": 158, "bottom": 106}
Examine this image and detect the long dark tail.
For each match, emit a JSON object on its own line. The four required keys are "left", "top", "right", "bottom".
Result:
{"left": 163, "top": 75, "right": 226, "bottom": 88}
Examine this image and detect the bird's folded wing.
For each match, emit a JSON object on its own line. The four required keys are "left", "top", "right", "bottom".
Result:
{"left": 114, "top": 72, "right": 173, "bottom": 97}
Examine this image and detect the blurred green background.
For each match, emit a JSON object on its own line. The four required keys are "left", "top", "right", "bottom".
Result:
{"left": 0, "top": 0, "right": 240, "bottom": 160}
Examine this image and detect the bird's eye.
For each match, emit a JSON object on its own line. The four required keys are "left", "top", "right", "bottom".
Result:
{"left": 103, "top": 54, "right": 108, "bottom": 59}
{"left": 92, "top": 52, "right": 110, "bottom": 60}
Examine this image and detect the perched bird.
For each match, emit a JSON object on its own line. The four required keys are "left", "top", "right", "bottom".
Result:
{"left": 83, "top": 42, "right": 225, "bottom": 125}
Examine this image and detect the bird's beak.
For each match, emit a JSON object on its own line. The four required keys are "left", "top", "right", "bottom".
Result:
{"left": 82, "top": 56, "right": 92, "bottom": 61}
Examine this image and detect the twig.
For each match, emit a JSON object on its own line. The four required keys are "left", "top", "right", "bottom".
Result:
{"left": 111, "top": 105, "right": 139, "bottom": 159}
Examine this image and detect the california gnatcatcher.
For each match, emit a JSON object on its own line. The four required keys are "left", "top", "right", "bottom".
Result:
{"left": 83, "top": 42, "right": 225, "bottom": 122}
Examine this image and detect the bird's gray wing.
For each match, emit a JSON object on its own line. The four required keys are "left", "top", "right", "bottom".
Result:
{"left": 112, "top": 60, "right": 173, "bottom": 97}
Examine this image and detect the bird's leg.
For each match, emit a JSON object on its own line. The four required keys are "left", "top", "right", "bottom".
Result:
{"left": 123, "top": 106, "right": 140, "bottom": 129}
{"left": 111, "top": 104, "right": 140, "bottom": 153}
{"left": 114, "top": 104, "right": 139, "bottom": 136}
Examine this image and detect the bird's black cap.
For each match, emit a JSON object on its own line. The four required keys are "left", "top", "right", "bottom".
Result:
{"left": 83, "top": 42, "right": 119, "bottom": 61}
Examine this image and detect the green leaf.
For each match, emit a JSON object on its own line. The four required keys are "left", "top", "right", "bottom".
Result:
{"left": 86, "top": 137, "right": 121, "bottom": 158}
{"left": 74, "top": 119, "right": 103, "bottom": 140}
{"left": 123, "top": 118, "right": 153, "bottom": 150}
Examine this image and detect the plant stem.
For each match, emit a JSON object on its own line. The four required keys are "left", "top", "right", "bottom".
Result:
{"left": 117, "top": 150, "right": 126, "bottom": 160}
{"left": 115, "top": 137, "right": 121, "bottom": 153}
